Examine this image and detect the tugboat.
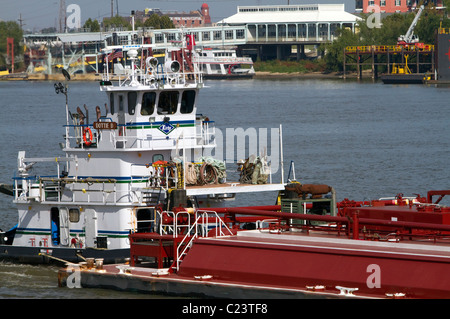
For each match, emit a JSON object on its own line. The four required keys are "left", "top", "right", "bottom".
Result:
{"left": 0, "top": 35, "right": 285, "bottom": 264}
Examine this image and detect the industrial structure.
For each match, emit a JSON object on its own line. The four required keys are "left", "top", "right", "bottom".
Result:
{"left": 343, "top": 44, "right": 435, "bottom": 80}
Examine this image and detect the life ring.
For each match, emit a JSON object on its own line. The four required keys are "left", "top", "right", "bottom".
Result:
{"left": 83, "top": 127, "right": 93, "bottom": 146}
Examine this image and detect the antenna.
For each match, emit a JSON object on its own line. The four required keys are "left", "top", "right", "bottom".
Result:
{"left": 59, "top": 0, "right": 66, "bottom": 32}
{"left": 17, "top": 14, "right": 25, "bottom": 31}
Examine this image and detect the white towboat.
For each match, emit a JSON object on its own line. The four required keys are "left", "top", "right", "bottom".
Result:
{"left": 0, "top": 36, "right": 283, "bottom": 264}
{"left": 193, "top": 48, "right": 255, "bottom": 79}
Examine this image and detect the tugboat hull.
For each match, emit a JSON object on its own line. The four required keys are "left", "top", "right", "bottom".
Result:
{"left": 0, "top": 244, "right": 129, "bottom": 264}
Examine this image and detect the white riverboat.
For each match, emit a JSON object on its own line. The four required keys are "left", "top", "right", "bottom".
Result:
{"left": 0, "top": 36, "right": 284, "bottom": 264}
{"left": 193, "top": 48, "right": 255, "bottom": 79}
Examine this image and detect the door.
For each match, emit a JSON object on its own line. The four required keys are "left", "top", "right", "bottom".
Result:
{"left": 50, "top": 207, "right": 70, "bottom": 247}
{"left": 84, "top": 209, "right": 98, "bottom": 248}
{"left": 59, "top": 208, "right": 70, "bottom": 246}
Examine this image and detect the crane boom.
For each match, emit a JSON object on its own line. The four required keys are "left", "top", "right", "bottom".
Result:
{"left": 397, "top": 3, "right": 426, "bottom": 45}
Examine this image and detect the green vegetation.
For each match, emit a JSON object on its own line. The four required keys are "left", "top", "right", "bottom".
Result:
{"left": 87, "top": 14, "right": 175, "bottom": 31}
{"left": 254, "top": 59, "right": 326, "bottom": 73}
{"left": 83, "top": 18, "right": 100, "bottom": 32}
{"left": 322, "top": 7, "right": 450, "bottom": 72}
{"left": 139, "top": 14, "right": 174, "bottom": 29}
{"left": 0, "top": 21, "right": 23, "bottom": 68}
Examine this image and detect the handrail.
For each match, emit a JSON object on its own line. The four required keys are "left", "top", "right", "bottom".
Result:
{"left": 64, "top": 120, "right": 216, "bottom": 150}
{"left": 174, "top": 211, "right": 234, "bottom": 271}
{"left": 345, "top": 44, "right": 435, "bottom": 53}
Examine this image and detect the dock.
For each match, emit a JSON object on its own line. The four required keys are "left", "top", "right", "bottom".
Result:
{"left": 343, "top": 44, "right": 435, "bottom": 80}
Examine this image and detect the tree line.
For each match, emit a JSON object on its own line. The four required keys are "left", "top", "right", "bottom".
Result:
{"left": 83, "top": 14, "right": 174, "bottom": 32}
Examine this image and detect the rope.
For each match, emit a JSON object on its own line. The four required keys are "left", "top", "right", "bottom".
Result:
{"left": 239, "top": 156, "right": 268, "bottom": 184}
{"left": 185, "top": 162, "right": 197, "bottom": 185}
{"left": 199, "top": 162, "right": 218, "bottom": 185}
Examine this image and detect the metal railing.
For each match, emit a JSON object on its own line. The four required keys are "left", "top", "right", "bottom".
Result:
{"left": 64, "top": 119, "right": 215, "bottom": 150}
{"left": 345, "top": 44, "right": 435, "bottom": 53}
{"left": 174, "top": 210, "right": 234, "bottom": 271}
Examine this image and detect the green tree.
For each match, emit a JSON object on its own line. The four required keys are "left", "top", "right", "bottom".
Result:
{"left": 415, "top": 8, "right": 450, "bottom": 43}
{"left": 0, "top": 21, "right": 23, "bottom": 68}
{"left": 83, "top": 18, "right": 100, "bottom": 32}
{"left": 143, "top": 14, "right": 175, "bottom": 29}
{"left": 103, "top": 15, "right": 131, "bottom": 30}
{"left": 322, "top": 28, "right": 360, "bottom": 71}
{"left": 144, "top": 14, "right": 162, "bottom": 29}
{"left": 160, "top": 16, "right": 175, "bottom": 29}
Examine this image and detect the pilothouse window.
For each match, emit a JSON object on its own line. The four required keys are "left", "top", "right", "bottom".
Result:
{"left": 157, "top": 91, "right": 179, "bottom": 115}
{"left": 180, "top": 90, "right": 195, "bottom": 114}
{"left": 110, "top": 93, "right": 115, "bottom": 115}
{"left": 141, "top": 92, "right": 156, "bottom": 115}
{"left": 128, "top": 92, "right": 137, "bottom": 115}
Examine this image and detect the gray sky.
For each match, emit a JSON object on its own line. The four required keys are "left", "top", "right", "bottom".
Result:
{"left": 1, "top": 0, "right": 356, "bottom": 31}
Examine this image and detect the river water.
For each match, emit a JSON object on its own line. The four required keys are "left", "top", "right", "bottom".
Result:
{"left": 0, "top": 78, "right": 448, "bottom": 298}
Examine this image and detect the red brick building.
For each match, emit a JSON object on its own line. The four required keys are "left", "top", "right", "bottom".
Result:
{"left": 356, "top": 0, "right": 443, "bottom": 13}
{"left": 167, "top": 3, "right": 212, "bottom": 27}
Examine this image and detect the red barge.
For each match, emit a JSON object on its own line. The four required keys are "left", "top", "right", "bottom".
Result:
{"left": 58, "top": 187, "right": 450, "bottom": 299}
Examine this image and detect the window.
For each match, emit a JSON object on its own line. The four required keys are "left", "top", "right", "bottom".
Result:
{"left": 395, "top": 0, "right": 401, "bottom": 5}
{"left": 203, "top": 31, "right": 210, "bottom": 40}
{"left": 110, "top": 93, "right": 114, "bottom": 115}
{"left": 180, "top": 90, "right": 195, "bottom": 114}
{"left": 153, "top": 154, "right": 164, "bottom": 162}
{"left": 213, "top": 31, "right": 222, "bottom": 40}
{"left": 380, "top": 0, "right": 386, "bottom": 5}
{"left": 157, "top": 91, "right": 179, "bottom": 115}
{"left": 119, "top": 95, "right": 124, "bottom": 112}
{"left": 128, "top": 92, "right": 137, "bottom": 115}
{"left": 155, "top": 33, "right": 164, "bottom": 43}
{"left": 225, "top": 30, "right": 233, "bottom": 39}
{"left": 69, "top": 208, "right": 80, "bottom": 223}
{"left": 141, "top": 92, "right": 156, "bottom": 115}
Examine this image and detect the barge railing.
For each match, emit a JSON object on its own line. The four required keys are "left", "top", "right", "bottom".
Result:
{"left": 130, "top": 209, "right": 234, "bottom": 271}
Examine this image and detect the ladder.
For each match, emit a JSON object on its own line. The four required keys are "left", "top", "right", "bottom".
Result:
{"left": 172, "top": 211, "right": 234, "bottom": 272}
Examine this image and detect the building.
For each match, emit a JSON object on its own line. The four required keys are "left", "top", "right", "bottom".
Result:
{"left": 123, "top": 4, "right": 211, "bottom": 28}
{"left": 166, "top": 3, "right": 212, "bottom": 27}
{"left": 356, "top": 0, "right": 444, "bottom": 13}
{"left": 216, "top": 4, "right": 361, "bottom": 60}
{"left": 219, "top": 4, "right": 361, "bottom": 42}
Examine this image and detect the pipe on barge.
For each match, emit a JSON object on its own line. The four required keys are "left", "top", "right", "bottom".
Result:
{"left": 212, "top": 206, "right": 450, "bottom": 234}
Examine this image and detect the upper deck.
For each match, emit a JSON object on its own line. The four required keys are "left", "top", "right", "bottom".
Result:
{"left": 62, "top": 45, "right": 215, "bottom": 153}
